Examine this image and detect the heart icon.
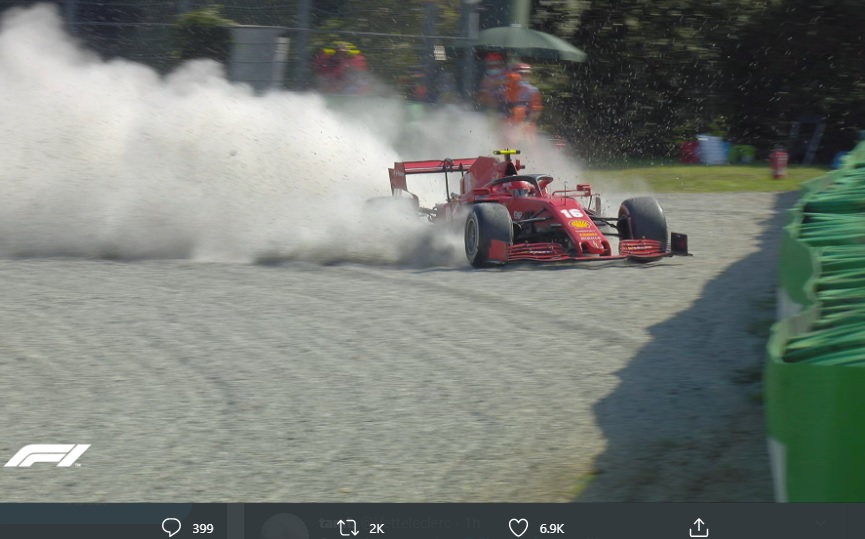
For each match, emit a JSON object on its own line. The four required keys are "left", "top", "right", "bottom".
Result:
{"left": 509, "top": 518, "right": 529, "bottom": 538}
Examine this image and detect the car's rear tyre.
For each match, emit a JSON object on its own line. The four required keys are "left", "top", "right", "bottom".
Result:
{"left": 617, "top": 197, "right": 669, "bottom": 249}
{"left": 465, "top": 203, "right": 513, "bottom": 268}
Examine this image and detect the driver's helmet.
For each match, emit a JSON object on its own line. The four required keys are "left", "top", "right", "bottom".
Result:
{"left": 508, "top": 180, "right": 534, "bottom": 197}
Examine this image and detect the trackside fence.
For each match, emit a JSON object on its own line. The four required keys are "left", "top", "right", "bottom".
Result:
{"left": 766, "top": 140, "right": 865, "bottom": 501}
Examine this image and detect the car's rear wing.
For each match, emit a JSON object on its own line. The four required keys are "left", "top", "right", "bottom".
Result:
{"left": 389, "top": 158, "right": 478, "bottom": 194}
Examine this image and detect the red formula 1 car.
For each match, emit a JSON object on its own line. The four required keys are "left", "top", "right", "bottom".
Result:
{"left": 385, "top": 149, "right": 689, "bottom": 267}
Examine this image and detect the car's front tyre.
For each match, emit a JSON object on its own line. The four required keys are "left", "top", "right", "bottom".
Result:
{"left": 617, "top": 197, "right": 669, "bottom": 249}
{"left": 465, "top": 203, "right": 513, "bottom": 268}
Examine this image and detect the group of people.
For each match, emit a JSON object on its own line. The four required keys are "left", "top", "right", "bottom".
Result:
{"left": 312, "top": 41, "right": 371, "bottom": 95}
{"left": 312, "top": 45, "right": 544, "bottom": 147}
{"left": 477, "top": 52, "right": 543, "bottom": 144}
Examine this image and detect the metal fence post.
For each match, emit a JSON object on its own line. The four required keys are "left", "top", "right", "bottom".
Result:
{"left": 293, "top": 0, "right": 311, "bottom": 90}
{"left": 461, "top": 0, "right": 481, "bottom": 100}
{"left": 63, "top": 0, "right": 78, "bottom": 34}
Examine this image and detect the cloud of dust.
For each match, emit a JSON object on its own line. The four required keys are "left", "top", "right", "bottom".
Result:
{"left": 590, "top": 177, "right": 657, "bottom": 217}
{"left": 0, "top": 4, "right": 590, "bottom": 268}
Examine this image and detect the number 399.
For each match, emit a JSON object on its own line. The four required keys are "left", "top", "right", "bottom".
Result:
{"left": 193, "top": 523, "right": 214, "bottom": 534}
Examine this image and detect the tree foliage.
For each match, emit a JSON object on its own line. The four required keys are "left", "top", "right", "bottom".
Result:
{"left": 534, "top": 0, "right": 865, "bottom": 163}
{"left": 172, "top": 5, "right": 236, "bottom": 64}
{"left": 539, "top": 0, "right": 747, "bottom": 161}
{"left": 721, "top": 0, "right": 865, "bottom": 161}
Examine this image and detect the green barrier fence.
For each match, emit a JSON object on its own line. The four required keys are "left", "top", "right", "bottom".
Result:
{"left": 766, "top": 141, "right": 865, "bottom": 501}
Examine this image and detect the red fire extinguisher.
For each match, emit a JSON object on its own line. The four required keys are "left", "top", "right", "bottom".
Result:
{"left": 770, "top": 147, "right": 788, "bottom": 179}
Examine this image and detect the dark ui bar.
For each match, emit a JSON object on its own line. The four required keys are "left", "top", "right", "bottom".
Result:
{"left": 0, "top": 503, "right": 854, "bottom": 539}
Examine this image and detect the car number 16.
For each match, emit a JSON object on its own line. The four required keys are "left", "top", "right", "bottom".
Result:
{"left": 560, "top": 209, "right": 584, "bottom": 218}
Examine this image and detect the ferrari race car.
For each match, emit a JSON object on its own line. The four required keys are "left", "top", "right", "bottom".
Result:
{"left": 383, "top": 149, "right": 689, "bottom": 268}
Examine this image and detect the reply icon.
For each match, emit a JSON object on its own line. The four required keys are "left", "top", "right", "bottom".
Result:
{"left": 162, "top": 517, "right": 182, "bottom": 537}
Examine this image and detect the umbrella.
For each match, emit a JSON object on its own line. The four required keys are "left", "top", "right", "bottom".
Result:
{"left": 472, "top": 24, "right": 587, "bottom": 63}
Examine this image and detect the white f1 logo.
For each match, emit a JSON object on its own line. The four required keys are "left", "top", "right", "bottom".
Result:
{"left": 4, "top": 444, "right": 90, "bottom": 467}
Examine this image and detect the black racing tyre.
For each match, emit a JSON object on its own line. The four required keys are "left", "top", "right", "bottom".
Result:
{"left": 464, "top": 203, "right": 513, "bottom": 268}
{"left": 617, "top": 197, "right": 669, "bottom": 249}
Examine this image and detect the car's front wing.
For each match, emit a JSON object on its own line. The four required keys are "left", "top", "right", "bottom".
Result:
{"left": 498, "top": 235, "right": 689, "bottom": 263}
